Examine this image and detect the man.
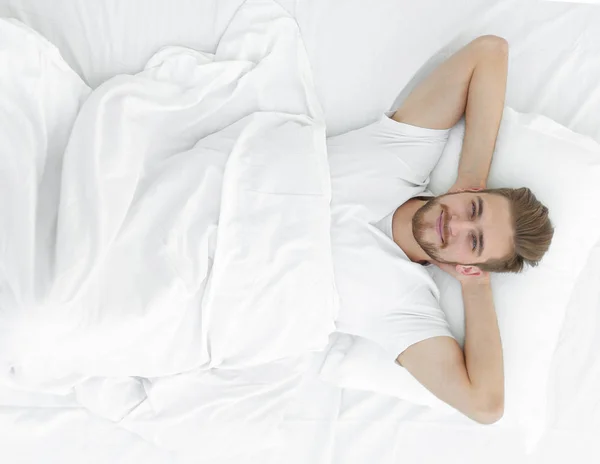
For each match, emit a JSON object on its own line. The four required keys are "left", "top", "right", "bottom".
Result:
{"left": 327, "top": 35, "right": 554, "bottom": 425}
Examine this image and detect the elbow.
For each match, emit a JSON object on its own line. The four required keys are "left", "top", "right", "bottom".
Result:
{"left": 473, "top": 35, "right": 509, "bottom": 59}
{"left": 472, "top": 393, "right": 505, "bottom": 425}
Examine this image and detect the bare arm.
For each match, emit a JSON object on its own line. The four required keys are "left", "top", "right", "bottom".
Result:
{"left": 392, "top": 35, "right": 509, "bottom": 190}
{"left": 454, "top": 39, "right": 508, "bottom": 190}
{"left": 392, "top": 36, "right": 507, "bottom": 422}
{"left": 397, "top": 272, "right": 504, "bottom": 424}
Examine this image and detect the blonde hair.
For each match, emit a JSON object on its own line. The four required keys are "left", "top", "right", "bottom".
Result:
{"left": 479, "top": 187, "right": 554, "bottom": 273}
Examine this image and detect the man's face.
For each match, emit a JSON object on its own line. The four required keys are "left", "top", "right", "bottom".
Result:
{"left": 412, "top": 191, "right": 514, "bottom": 266}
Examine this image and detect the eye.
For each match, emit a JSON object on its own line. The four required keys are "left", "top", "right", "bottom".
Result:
{"left": 471, "top": 201, "right": 476, "bottom": 219}
{"left": 471, "top": 234, "right": 477, "bottom": 252}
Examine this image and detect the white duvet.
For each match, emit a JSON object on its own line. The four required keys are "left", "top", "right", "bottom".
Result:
{"left": 0, "top": 0, "right": 336, "bottom": 393}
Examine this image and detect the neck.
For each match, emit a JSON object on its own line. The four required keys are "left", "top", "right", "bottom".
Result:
{"left": 391, "top": 199, "right": 430, "bottom": 264}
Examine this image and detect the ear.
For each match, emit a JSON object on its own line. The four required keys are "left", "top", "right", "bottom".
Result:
{"left": 456, "top": 265, "right": 483, "bottom": 277}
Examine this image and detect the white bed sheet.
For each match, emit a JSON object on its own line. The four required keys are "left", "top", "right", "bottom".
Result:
{"left": 1, "top": 1, "right": 599, "bottom": 463}
{"left": 290, "top": 0, "right": 600, "bottom": 141}
{"left": 0, "top": 0, "right": 598, "bottom": 138}
{"left": 0, "top": 0, "right": 246, "bottom": 88}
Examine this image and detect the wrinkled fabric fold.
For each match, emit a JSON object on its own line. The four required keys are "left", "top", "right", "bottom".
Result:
{"left": 0, "top": 0, "right": 336, "bottom": 392}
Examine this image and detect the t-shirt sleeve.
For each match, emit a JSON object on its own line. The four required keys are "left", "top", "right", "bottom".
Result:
{"left": 369, "top": 284, "right": 456, "bottom": 361}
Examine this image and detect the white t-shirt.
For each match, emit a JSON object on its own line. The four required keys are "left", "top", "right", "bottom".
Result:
{"left": 328, "top": 113, "right": 455, "bottom": 359}
{"left": 373, "top": 211, "right": 395, "bottom": 241}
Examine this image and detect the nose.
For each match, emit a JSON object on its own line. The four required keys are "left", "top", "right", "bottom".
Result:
{"left": 448, "top": 216, "right": 470, "bottom": 237}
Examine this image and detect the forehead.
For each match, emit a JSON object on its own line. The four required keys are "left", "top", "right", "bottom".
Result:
{"left": 444, "top": 192, "right": 514, "bottom": 261}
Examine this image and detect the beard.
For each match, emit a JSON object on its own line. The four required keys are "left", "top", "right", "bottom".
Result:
{"left": 412, "top": 196, "right": 452, "bottom": 264}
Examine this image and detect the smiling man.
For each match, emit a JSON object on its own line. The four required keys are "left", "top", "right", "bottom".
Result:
{"left": 398, "top": 187, "right": 550, "bottom": 273}
{"left": 328, "top": 35, "right": 554, "bottom": 425}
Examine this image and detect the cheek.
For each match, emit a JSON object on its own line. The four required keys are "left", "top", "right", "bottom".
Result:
{"left": 447, "top": 240, "right": 470, "bottom": 259}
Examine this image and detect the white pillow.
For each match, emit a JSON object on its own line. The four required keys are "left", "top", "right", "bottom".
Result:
{"left": 320, "top": 108, "right": 600, "bottom": 450}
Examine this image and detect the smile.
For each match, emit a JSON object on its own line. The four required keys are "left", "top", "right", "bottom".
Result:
{"left": 437, "top": 210, "right": 444, "bottom": 244}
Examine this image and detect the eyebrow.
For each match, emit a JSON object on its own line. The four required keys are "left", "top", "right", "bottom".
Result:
{"left": 477, "top": 196, "right": 484, "bottom": 257}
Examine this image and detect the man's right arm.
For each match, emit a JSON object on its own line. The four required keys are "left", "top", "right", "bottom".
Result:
{"left": 391, "top": 35, "right": 508, "bottom": 193}
{"left": 396, "top": 274, "right": 504, "bottom": 424}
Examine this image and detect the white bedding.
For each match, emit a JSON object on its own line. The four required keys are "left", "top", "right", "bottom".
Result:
{"left": 0, "top": 0, "right": 336, "bottom": 387}
{"left": 0, "top": 0, "right": 599, "bottom": 463}
{"left": 0, "top": 1, "right": 337, "bottom": 461}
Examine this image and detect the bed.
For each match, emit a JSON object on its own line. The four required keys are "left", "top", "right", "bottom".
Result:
{"left": 0, "top": 1, "right": 599, "bottom": 463}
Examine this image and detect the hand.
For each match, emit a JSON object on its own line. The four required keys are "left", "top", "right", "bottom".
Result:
{"left": 448, "top": 178, "right": 485, "bottom": 194}
{"left": 433, "top": 261, "right": 490, "bottom": 286}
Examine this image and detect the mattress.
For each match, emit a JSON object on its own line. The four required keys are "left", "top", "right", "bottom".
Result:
{"left": 0, "top": 0, "right": 599, "bottom": 463}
